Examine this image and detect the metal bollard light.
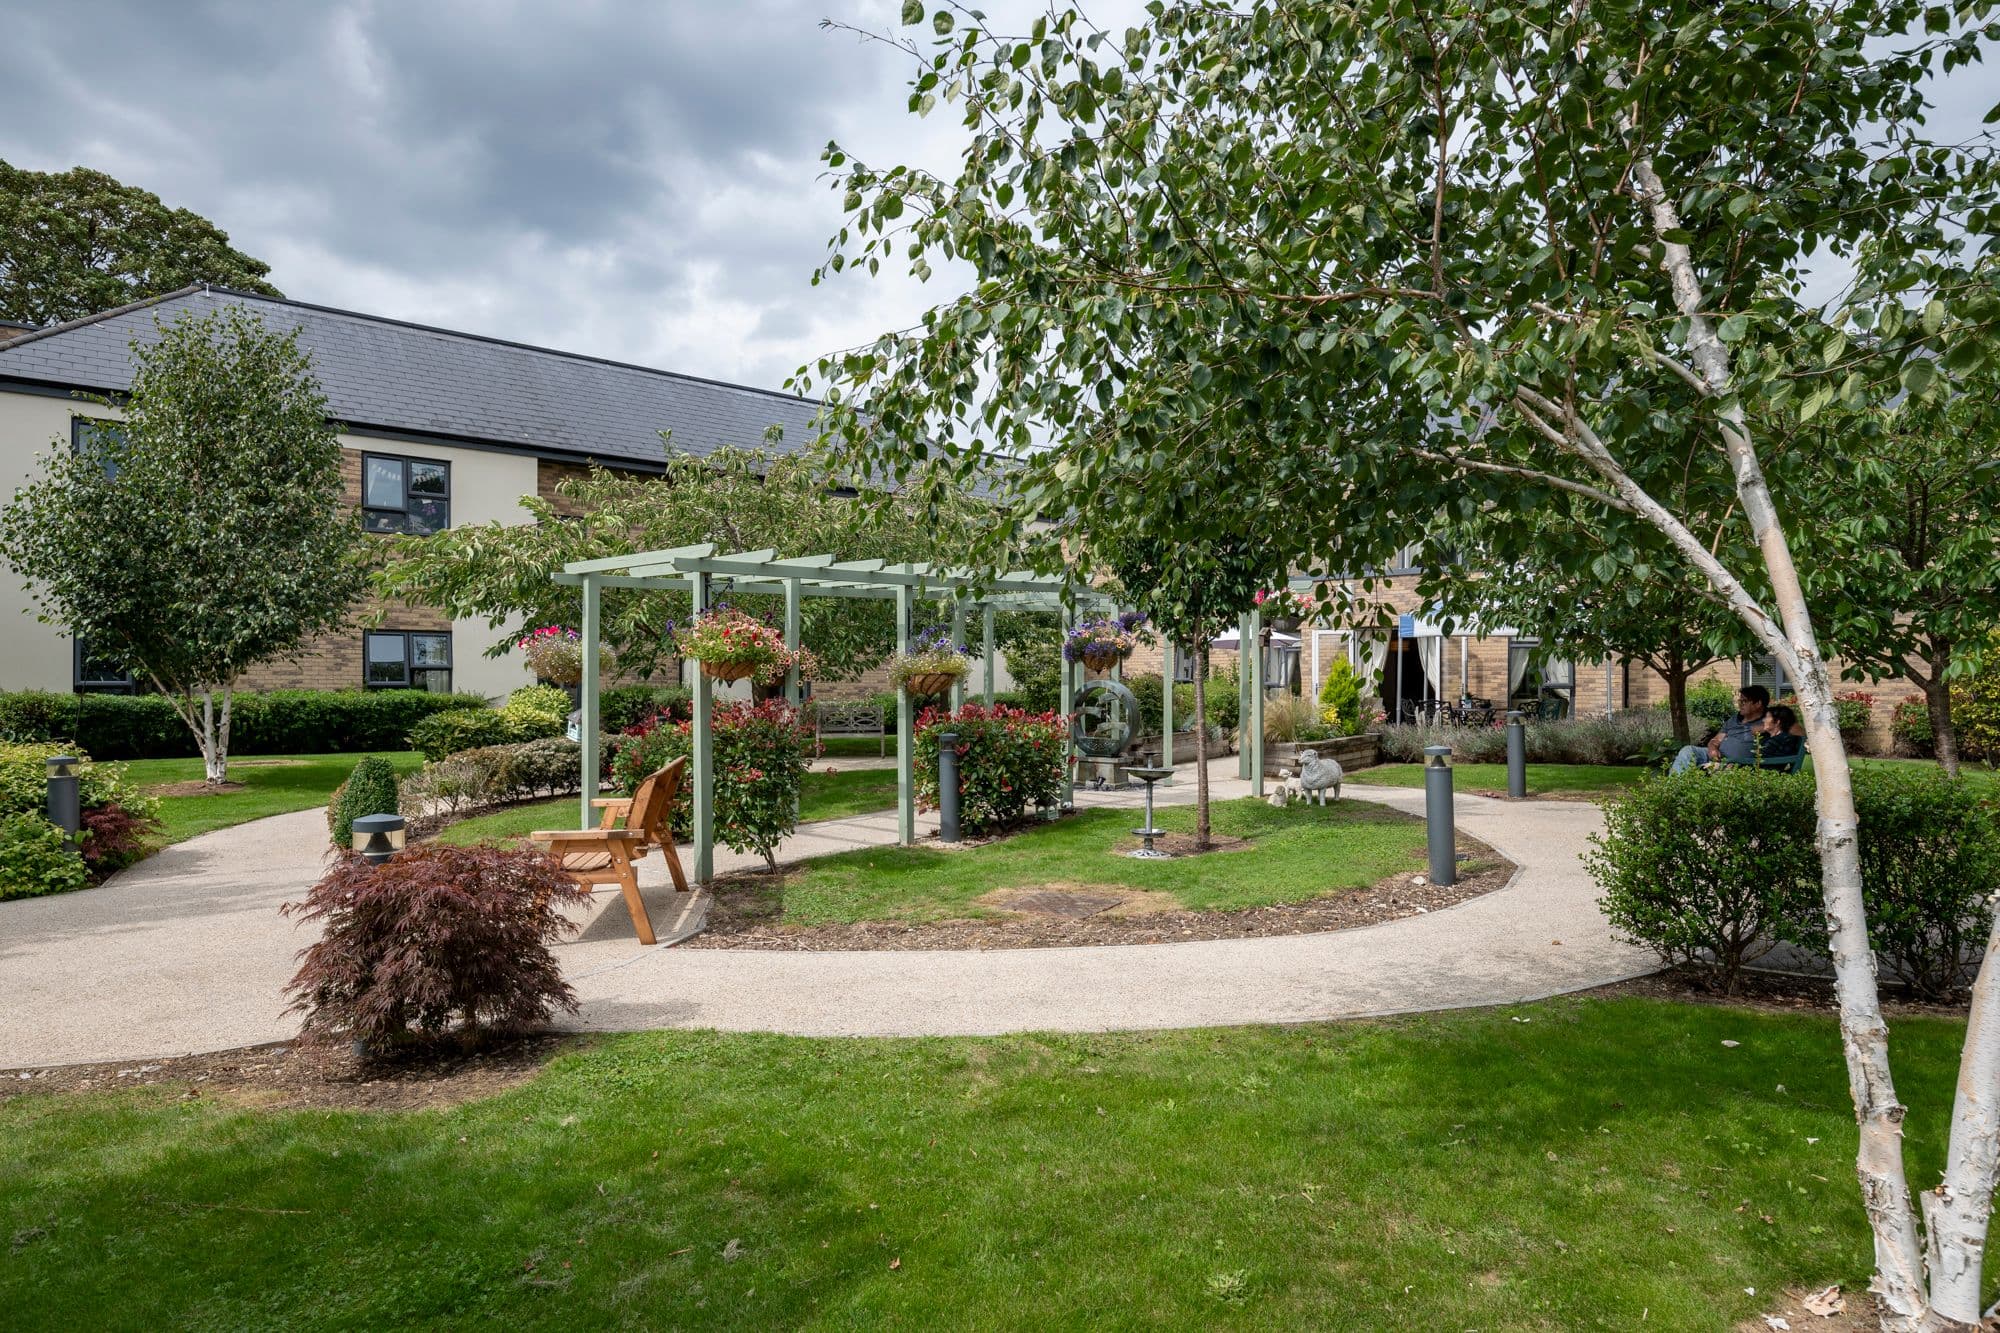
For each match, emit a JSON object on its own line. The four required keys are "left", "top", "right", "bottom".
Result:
{"left": 937, "top": 731, "right": 961, "bottom": 844}
{"left": 45, "top": 755, "right": 80, "bottom": 853}
{"left": 1423, "top": 745, "right": 1457, "bottom": 887}
{"left": 1505, "top": 710, "right": 1527, "bottom": 799}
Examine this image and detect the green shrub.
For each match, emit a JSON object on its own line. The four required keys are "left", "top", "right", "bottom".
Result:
{"left": 1808, "top": 766, "right": 2000, "bottom": 1001}
{"left": 1956, "top": 633, "right": 2000, "bottom": 764}
{"left": 329, "top": 756, "right": 400, "bottom": 847}
{"left": 1380, "top": 712, "right": 1670, "bottom": 765}
{"left": 399, "top": 738, "right": 586, "bottom": 824}
{"left": 0, "top": 688, "right": 482, "bottom": 759}
{"left": 600, "top": 684, "right": 692, "bottom": 733}
{"left": 500, "top": 684, "right": 570, "bottom": 738}
{"left": 1588, "top": 768, "right": 1822, "bottom": 992}
{"left": 1205, "top": 663, "right": 1241, "bottom": 731}
{"left": 0, "top": 812, "right": 90, "bottom": 900}
{"left": 1264, "top": 693, "right": 1335, "bottom": 743}
{"left": 1684, "top": 678, "right": 1738, "bottom": 730}
{"left": 0, "top": 742, "right": 152, "bottom": 821}
{"left": 913, "top": 702, "right": 1067, "bottom": 833}
{"left": 1126, "top": 673, "right": 1197, "bottom": 737}
{"left": 1004, "top": 633, "right": 1064, "bottom": 715}
{"left": 408, "top": 709, "right": 517, "bottom": 761}
{"left": 1891, "top": 695, "right": 1934, "bottom": 756}
{"left": 610, "top": 701, "right": 810, "bottom": 867}
{"left": 1317, "top": 658, "right": 1363, "bottom": 736}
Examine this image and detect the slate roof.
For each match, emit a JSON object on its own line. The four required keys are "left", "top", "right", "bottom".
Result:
{"left": 0, "top": 286, "right": 827, "bottom": 469}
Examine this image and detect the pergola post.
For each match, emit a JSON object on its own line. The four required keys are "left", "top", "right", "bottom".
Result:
{"left": 1160, "top": 639, "right": 1175, "bottom": 778}
{"left": 578, "top": 573, "right": 601, "bottom": 828}
{"left": 949, "top": 598, "right": 968, "bottom": 712}
{"left": 981, "top": 605, "right": 996, "bottom": 706}
{"left": 1237, "top": 613, "right": 1254, "bottom": 782}
{"left": 783, "top": 577, "right": 802, "bottom": 707}
{"left": 895, "top": 582, "right": 915, "bottom": 845}
{"left": 691, "top": 569, "right": 714, "bottom": 883}
{"left": 1059, "top": 603, "right": 1075, "bottom": 808}
{"left": 1249, "top": 604, "right": 1266, "bottom": 797}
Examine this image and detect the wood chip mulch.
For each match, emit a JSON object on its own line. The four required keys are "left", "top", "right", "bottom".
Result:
{"left": 1588, "top": 965, "right": 1969, "bottom": 1019}
{"left": 0, "top": 1033, "right": 588, "bottom": 1112}
{"left": 683, "top": 842, "right": 1514, "bottom": 952}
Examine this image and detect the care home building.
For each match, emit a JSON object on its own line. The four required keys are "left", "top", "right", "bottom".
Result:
{"left": 0, "top": 286, "right": 824, "bottom": 700}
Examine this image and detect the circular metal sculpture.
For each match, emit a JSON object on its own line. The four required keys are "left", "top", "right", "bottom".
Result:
{"left": 1071, "top": 678, "right": 1139, "bottom": 759}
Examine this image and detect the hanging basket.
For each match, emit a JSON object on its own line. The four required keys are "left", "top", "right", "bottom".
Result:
{"left": 1270, "top": 616, "right": 1302, "bottom": 634}
{"left": 902, "top": 671, "right": 962, "bottom": 697}
{"left": 702, "top": 660, "right": 761, "bottom": 683}
{"left": 1081, "top": 648, "right": 1122, "bottom": 674}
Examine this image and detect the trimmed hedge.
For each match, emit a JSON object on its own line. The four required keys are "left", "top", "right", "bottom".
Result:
{"left": 0, "top": 689, "right": 485, "bottom": 760}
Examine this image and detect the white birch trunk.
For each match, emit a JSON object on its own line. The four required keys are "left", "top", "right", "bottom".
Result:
{"left": 198, "top": 689, "right": 225, "bottom": 785}
{"left": 1625, "top": 149, "right": 1936, "bottom": 1329}
{"left": 1924, "top": 910, "right": 2000, "bottom": 1326}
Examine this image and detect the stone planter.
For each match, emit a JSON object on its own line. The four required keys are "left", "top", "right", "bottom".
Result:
{"left": 1263, "top": 732, "right": 1381, "bottom": 777}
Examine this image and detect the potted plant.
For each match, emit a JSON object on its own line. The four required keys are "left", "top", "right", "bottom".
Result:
{"left": 888, "top": 626, "right": 971, "bottom": 697}
{"left": 1063, "top": 611, "right": 1146, "bottom": 673}
{"left": 517, "top": 626, "right": 617, "bottom": 688}
{"left": 673, "top": 607, "right": 790, "bottom": 683}
{"left": 1254, "top": 587, "right": 1314, "bottom": 634}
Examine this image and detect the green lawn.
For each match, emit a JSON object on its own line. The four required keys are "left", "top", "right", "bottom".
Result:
{"left": 0, "top": 996, "right": 1972, "bottom": 1330}
{"left": 1359, "top": 761, "right": 1647, "bottom": 795}
{"left": 1850, "top": 756, "right": 1999, "bottom": 799}
{"left": 433, "top": 768, "right": 900, "bottom": 848}
{"left": 751, "top": 797, "right": 1430, "bottom": 926}
{"left": 122, "top": 751, "right": 427, "bottom": 845}
{"left": 819, "top": 735, "right": 896, "bottom": 758}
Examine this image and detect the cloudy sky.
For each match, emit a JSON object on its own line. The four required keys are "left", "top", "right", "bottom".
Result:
{"left": 0, "top": 2, "right": 1991, "bottom": 393}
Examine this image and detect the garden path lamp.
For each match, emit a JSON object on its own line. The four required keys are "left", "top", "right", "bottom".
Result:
{"left": 351, "top": 813, "right": 406, "bottom": 866}
{"left": 1505, "top": 711, "right": 1527, "bottom": 799}
{"left": 937, "top": 731, "right": 961, "bottom": 844}
{"left": 45, "top": 755, "right": 80, "bottom": 852}
{"left": 1423, "top": 745, "right": 1457, "bottom": 888}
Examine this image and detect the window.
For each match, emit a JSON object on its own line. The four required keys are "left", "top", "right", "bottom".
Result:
{"left": 1172, "top": 645, "right": 1197, "bottom": 683}
{"left": 362, "top": 453, "right": 450, "bottom": 534}
{"left": 73, "top": 638, "right": 135, "bottom": 694}
{"left": 364, "top": 631, "right": 452, "bottom": 692}
{"left": 1742, "top": 654, "right": 1794, "bottom": 698}
{"left": 1508, "top": 638, "right": 1575, "bottom": 717}
{"left": 71, "top": 416, "right": 125, "bottom": 477}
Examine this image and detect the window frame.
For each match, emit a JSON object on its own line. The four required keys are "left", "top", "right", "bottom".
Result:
{"left": 73, "top": 638, "right": 136, "bottom": 694}
{"left": 363, "top": 629, "right": 453, "bottom": 692}
{"left": 361, "top": 451, "right": 452, "bottom": 536}
{"left": 1507, "top": 637, "right": 1576, "bottom": 716}
{"left": 70, "top": 415, "right": 125, "bottom": 477}
{"left": 1741, "top": 654, "right": 1794, "bottom": 699}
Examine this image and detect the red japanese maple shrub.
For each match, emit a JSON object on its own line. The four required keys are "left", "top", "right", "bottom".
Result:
{"left": 283, "top": 844, "right": 589, "bottom": 1047}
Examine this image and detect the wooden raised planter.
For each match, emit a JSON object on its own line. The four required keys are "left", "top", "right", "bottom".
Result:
{"left": 1263, "top": 732, "right": 1381, "bottom": 777}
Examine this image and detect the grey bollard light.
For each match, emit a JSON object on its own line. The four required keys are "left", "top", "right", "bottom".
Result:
{"left": 1423, "top": 745, "right": 1457, "bottom": 887}
{"left": 937, "top": 731, "right": 961, "bottom": 844}
{"left": 1505, "top": 710, "right": 1527, "bottom": 799}
{"left": 45, "top": 756, "right": 80, "bottom": 853}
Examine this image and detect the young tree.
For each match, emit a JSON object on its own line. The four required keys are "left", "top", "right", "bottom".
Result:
{"left": 0, "top": 307, "right": 362, "bottom": 783}
{"left": 0, "top": 162, "right": 281, "bottom": 326}
{"left": 801, "top": 4, "right": 2000, "bottom": 1324}
{"left": 374, "top": 440, "right": 1000, "bottom": 683}
{"left": 1096, "top": 519, "right": 1271, "bottom": 848}
{"left": 1787, "top": 387, "right": 2000, "bottom": 776}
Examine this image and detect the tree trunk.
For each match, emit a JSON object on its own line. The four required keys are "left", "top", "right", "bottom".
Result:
{"left": 1923, "top": 910, "right": 2000, "bottom": 1327}
{"left": 1192, "top": 642, "right": 1211, "bottom": 850}
{"left": 1628, "top": 147, "right": 1937, "bottom": 1328}
{"left": 198, "top": 689, "right": 225, "bottom": 786}
{"left": 1919, "top": 642, "right": 1961, "bottom": 778}
{"left": 1663, "top": 653, "right": 1692, "bottom": 747}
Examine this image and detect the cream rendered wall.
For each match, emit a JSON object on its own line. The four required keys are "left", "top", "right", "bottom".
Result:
{"left": 0, "top": 390, "right": 114, "bottom": 691}
{"left": 0, "top": 386, "right": 543, "bottom": 699}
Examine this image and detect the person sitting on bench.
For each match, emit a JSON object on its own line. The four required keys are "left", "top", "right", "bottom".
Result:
{"left": 1755, "top": 704, "right": 1805, "bottom": 761}
{"left": 1670, "top": 685, "right": 1771, "bottom": 775}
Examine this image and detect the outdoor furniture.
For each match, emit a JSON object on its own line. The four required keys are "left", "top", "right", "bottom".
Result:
{"left": 816, "top": 699, "right": 888, "bottom": 757}
{"left": 1721, "top": 747, "right": 1808, "bottom": 774}
{"left": 529, "top": 757, "right": 689, "bottom": 946}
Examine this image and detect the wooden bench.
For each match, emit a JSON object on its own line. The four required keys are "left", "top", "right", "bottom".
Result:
{"left": 528, "top": 758, "right": 690, "bottom": 945}
{"left": 815, "top": 700, "right": 887, "bottom": 756}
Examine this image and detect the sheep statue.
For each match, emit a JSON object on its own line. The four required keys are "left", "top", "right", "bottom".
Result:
{"left": 1296, "top": 750, "right": 1344, "bottom": 806}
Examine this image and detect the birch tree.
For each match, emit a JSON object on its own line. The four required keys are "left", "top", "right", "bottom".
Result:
{"left": 798, "top": 2, "right": 2000, "bottom": 1325}
{"left": 0, "top": 307, "right": 362, "bottom": 783}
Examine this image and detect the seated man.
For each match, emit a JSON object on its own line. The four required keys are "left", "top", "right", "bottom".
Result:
{"left": 1669, "top": 685, "right": 1771, "bottom": 774}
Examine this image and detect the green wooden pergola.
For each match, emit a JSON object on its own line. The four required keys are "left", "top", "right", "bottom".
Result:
{"left": 551, "top": 544, "right": 1209, "bottom": 883}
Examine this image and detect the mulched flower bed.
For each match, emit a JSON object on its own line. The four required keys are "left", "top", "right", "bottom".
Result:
{"left": 1, "top": 1033, "right": 587, "bottom": 1112}
{"left": 1587, "top": 964, "right": 1969, "bottom": 1019}
{"left": 683, "top": 840, "right": 1514, "bottom": 952}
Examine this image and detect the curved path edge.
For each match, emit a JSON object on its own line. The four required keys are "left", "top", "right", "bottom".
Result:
{"left": 0, "top": 767, "right": 1653, "bottom": 1067}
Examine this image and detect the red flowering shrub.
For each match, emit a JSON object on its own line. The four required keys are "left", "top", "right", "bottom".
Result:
{"left": 913, "top": 703, "right": 1067, "bottom": 833}
{"left": 282, "top": 844, "right": 589, "bottom": 1048}
{"left": 609, "top": 699, "right": 813, "bottom": 869}
{"left": 80, "top": 801, "right": 160, "bottom": 874}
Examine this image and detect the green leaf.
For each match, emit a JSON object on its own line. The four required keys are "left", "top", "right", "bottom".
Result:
{"left": 1716, "top": 313, "right": 1749, "bottom": 343}
{"left": 901, "top": 0, "right": 922, "bottom": 24}
{"left": 1922, "top": 299, "right": 1945, "bottom": 336}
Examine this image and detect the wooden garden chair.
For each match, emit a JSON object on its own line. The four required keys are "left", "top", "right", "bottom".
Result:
{"left": 529, "top": 757, "right": 690, "bottom": 945}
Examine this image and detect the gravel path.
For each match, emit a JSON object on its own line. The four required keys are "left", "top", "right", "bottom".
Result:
{"left": 0, "top": 762, "right": 1652, "bottom": 1067}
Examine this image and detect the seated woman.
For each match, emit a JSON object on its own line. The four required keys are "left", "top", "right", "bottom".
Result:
{"left": 1758, "top": 705, "right": 1805, "bottom": 759}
